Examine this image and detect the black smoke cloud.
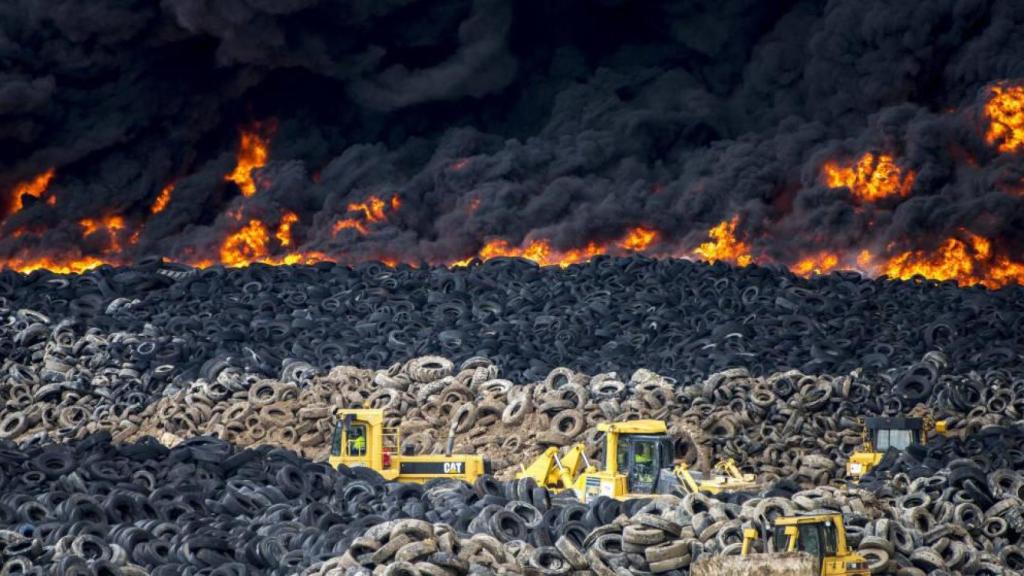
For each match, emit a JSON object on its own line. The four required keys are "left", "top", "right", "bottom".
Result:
{"left": 2, "top": 0, "right": 1024, "bottom": 269}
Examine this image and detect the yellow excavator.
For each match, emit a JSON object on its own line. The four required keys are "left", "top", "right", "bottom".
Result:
{"left": 327, "top": 409, "right": 491, "bottom": 483}
{"left": 845, "top": 413, "right": 947, "bottom": 481}
{"left": 517, "top": 419, "right": 757, "bottom": 502}
{"left": 691, "top": 513, "right": 869, "bottom": 576}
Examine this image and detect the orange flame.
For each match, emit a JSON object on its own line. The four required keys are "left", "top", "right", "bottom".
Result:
{"left": 823, "top": 153, "right": 915, "bottom": 202}
{"left": 79, "top": 215, "right": 128, "bottom": 253}
{"left": 219, "top": 217, "right": 331, "bottom": 268}
{"left": 985, "top": 83, "right": 1024, "bottom": 153}
{"left": 881, "top": 231, "right": 1024, "bottom": 289}
{"left": 617, "top": 227, "right": 659, "bottom": 252}
{"left": 332, "top": 218, "right": 369, "bottom": 236}
{"left": 693, "top": 217, "right": 752, "bottom": 266}
{"left": 2, "top": 212, "right": 131, "bottom": 273}
{"left": 349, "top": 196, "right": 387, "bottom": 223}
{"left": 8, "top": 169, "right": 56, "bottom": 214}
{"left": 225, "top": 124, "right": 271, "bottom": 197}
{"left": 2, "top": 254, "right": 107, "bottom": 275}
{"left": 151, "top": 184, "right": 174, "bottom": 214}
{"left": 275, "top": 211, "right": 299, "bottom": 247}
{"left": 333, "top": 195, "right": 400, "bottom": 237}
{"left": 453, "top": 238, "right": 605, "bottom": 268}
{"left": 221, "top": 219, "right": 270, "bottom": 266}
{"left": 791, "top": 251, "right": 840, "bottom": 276}
{"left": 80, "top": 215, "right": 125, "bottom": 237}
{"left": 452, "top": 226, "right": 660, "bottom": 268}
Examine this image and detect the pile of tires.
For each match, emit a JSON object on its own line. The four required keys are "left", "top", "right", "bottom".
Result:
{"left": 4, "top": 351, "right": 1018, "bottom": 487}
{"left": 3, "top": 430, "right": 1021, "bottom": 575}
{"left": 1, "top": 257, "right": 1022, "bottom": 389}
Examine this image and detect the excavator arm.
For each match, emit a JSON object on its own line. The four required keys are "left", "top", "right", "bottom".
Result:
{"left": 517, "top": 444, "right": 589, "bottom": 490}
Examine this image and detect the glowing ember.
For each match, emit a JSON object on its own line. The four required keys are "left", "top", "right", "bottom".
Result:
{"left": 693, "top": 217, "right": 752, "bottom": 266}
{"left": 8, "top": 169, "right": 56, "bottom": 214}
{"left": 617, "top": 227, "right": 659, "bottom": 252}
{"left": 46, "top": 195, "right": 56, "bottom": 206}
{"left": 791, "top": 252, "right": 840, "bottom": 276}
{"left": 275, "top": 212, "right": 299, "bottom": 247}
{"left": 151, "top": 184, "right": 174, "bottom": 214}
{"left": 857, "top": 249, "right": 873, "bottom": 269}
{"left": 80, "top": 215, "right": 125, "bottom": 237}
{"left": 881, "top": 231, "right": 1024, "bottom": 289}
{"left": 274, "top": 251, "right": 331, "bottom": 266}
{"left": 390, "top": 195, "right": 401, "bottom": 211}
{"left": 450, "top": 158, "right": 470, "bottom": 171}
{"left": 985, "top": 83, "right": 1024, "bottom": 153}
{"left": 823, "top": 153, "right": 915, "bottom": 202}
{"left": 225, "top": 124, "right": 271, "bottom": 197}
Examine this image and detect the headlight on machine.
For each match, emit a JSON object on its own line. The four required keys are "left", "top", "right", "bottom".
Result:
{"left": 846, "top": 561, "right": 867, "bottom": 570}
{"left": 849, "top": 463, "right": 862, "bottom": 474}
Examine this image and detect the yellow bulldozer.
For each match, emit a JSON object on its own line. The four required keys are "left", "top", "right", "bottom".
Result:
{"left": 516, "top": 419, "right": 757, "bottom": 502}
{"left": 691, "top": 513, "right": 869, "bottom": 576}
{"left": 327, "top": 409, "right": 491, "bottom": 483}
{"left": 845, "top": 413, "right": 946, "bottom": 481}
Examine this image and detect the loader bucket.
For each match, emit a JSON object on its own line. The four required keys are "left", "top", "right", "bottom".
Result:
{"left": 690, "top": 552, "right": 817, "bottom": 576}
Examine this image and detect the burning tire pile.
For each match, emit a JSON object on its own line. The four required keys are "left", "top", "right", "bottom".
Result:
{"left": 1, "top": 260, "right": 1023, "bottom": 574}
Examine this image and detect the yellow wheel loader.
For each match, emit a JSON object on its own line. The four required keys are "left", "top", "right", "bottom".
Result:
{"left": 327, "top": 409, "right": 491, "bottom": 483}
{"left": 845, "top": 413, "right": 946, "bottom": 481}
{"left": 691, "top": 513, "right": 869, "bottom": 576}
{"left": 516, "top": 419, "right": 758, "bottom": 502}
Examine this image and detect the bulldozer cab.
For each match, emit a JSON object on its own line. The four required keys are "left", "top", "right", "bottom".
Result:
{"left": 847, "top": 414, "right": 947, "bottom": 481}
{"left": 329, "top": 409, "right": 400, "bottom": 471}
{"left": 611, "top": 433, "right": 675, "bottom": 494}
{"left": 737, "top": 514, "right": 868, "bottom": 576}
{"left": 331, "top": 416, "right": 368, "bottom": 457}
{"left": 772, "top": 520, "right": 838, "bottom": 573}
{"left": 863, "top": 417, "right": 924, "bottom": 451}
{"left": 327, "top": 408, "right": 489, "bottom": 483}
{"left": 773, "top": 515, "right": 867, "bottom": 575}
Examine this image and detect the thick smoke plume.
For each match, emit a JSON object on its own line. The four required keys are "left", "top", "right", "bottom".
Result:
{"left": 2, "top": 0, "right": 1024, "bottom": 286}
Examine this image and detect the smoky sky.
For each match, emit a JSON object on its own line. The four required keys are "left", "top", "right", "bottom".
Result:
{"left": 2, "top": 0, "right": 1024, "bottom": 266}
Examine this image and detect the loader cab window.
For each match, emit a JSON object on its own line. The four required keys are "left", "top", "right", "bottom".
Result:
{"left": 331, "top": 421, "right": 343, "bottom": 456}
{"left": 822, "top": 523, "right": 838, "bottom": 556}
{"left": 347, "top": 424, "right": 368, "bottom": 457}
{"left": 617, "top": 436, "right": 630, "bottom": 474}
{"left": 624, "top": 435, "right": 667, "bottom": 494}
{"left": 874, "top": 428, "right": 917, "bottom": 451}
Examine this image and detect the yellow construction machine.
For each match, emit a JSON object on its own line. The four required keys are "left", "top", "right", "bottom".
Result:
{"left": 845, "top": 413, "right": 946, "bottom": 481}
{"left": 327, "top": 409, "right": 491, "bottom": 483}
{"left": 691, "top": 513, "right": 869, "bottom": 576}
{"left": 516, "top": 419, "right": 757, "bottom": 502}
